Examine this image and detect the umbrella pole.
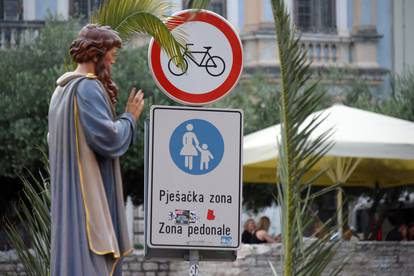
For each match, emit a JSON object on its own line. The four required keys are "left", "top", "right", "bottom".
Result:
{"left": 337, "top": 187, "right": 343, "bottom": 238}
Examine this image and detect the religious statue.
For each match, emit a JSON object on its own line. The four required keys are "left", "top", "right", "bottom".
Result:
{"left": 48, "top": 24, "right": 145, "bottom": 276}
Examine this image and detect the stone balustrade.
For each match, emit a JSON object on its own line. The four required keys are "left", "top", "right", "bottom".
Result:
{"left": 299, "top": 33, "right": 352, "bottom": 67}
{"left": 0, "top": 20, "right": 44, "bottom": 49}
{"left": 242, "top": 29, "right": 354, "bottom": 69}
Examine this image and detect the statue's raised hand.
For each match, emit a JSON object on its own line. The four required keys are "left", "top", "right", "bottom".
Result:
{"left": 126, "top": 87, "right": 145, "bottom": 121}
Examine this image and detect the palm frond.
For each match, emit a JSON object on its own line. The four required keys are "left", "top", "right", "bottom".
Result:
{"left": 5, "top": 169, "right": 51, "bottom": 276}
{"left": 91, "top": 0, "right": 187, "bottom": 68}
{"left": 270, "top": 0, "right": 341, "bottom": 275}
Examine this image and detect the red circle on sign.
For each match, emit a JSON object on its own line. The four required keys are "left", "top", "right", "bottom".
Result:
{"left": 149, "top": 10, "right": 243, "bottom": 105}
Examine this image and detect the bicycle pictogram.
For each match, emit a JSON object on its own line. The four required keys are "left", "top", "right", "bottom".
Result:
{"left": 168, "top": 43, "right": 226, "bottom": 77}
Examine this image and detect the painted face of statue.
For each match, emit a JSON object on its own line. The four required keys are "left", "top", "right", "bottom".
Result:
{"left": 104, "top": 47, "right": 118, "bottom": 69}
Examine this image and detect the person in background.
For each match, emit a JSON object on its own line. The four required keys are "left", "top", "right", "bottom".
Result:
{"left": 251, "top": 216, "right": 281, "bottom": 244}
{"left": 385, "top": 223, "right": 408, "bottom": 241}
{"left": 242, "top": 218, "right": 256, "bottom": 244}
{"left": 342, "top": 225, "right": 359, "bottom": 242}
{"left": 408, "top": 223, "right": 414, "bottom": 241}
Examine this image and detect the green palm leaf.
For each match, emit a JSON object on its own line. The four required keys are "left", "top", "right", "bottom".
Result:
{"left": 270, "top": 0, "right": 342, "bottom": 275}
{"left": 91, "top": 0, "right": 187, "bottom": 68}
{"left": 91, "top": 0, "right": 212, "bottom": 72}
{"left": 5, "top": 168, "right": 51, "bottom": 276}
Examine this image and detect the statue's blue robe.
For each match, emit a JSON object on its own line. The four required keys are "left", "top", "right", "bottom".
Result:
{"left": 48, "top": 72, "right": 135, "bottom": 276}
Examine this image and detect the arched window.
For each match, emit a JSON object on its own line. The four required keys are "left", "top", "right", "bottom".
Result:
{"left": 294, "top": 0, "right": 336, "bottom": 33}
{"left": 182, "top": 0, "right": 227, "bottom": 18}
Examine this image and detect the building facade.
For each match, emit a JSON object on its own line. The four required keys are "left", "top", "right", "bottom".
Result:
{"left": 393, "top": 0, "right": 414, "bottom": 76}
{"left": 241, "top": 0, "right": 390, "bottom": 85}
{"left": 1, "top": 0, "right": 413, "bottom": 81}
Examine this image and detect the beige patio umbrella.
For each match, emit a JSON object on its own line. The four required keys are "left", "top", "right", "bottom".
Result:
{"left": 243, "top": 104, "right": 414, "bottom": 235}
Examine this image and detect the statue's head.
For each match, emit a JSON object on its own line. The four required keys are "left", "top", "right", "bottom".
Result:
{"left": 69, "top": 24, "right": 122, "bottom": 104}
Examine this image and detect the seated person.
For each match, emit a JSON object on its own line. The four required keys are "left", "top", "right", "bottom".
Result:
{"left": 385, "top": 223, "right": 408, "bottom": 241}
{"left": 251, "top": 216, "right": 280, "bottom": 244}
{"left": 241, "top": 218, "right": 256, "bottom": 244}
{"left": 342, "top": 225, "right": 359, "bottom": 242}
{"left": 408, "top": 223, "right": 414, "bottom": 241}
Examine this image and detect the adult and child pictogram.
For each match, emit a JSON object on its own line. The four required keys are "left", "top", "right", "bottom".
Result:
{"left": 170, "top": 119, "right": 224, "bottom": 175}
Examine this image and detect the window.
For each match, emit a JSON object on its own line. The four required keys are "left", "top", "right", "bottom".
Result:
{"left": 71, "top": 0, "right": 101, "bottom": 19}
{"left": 209, "top": 1, "right": 226, "bottom": 18}
{"left": 182, "top": 0, "right": 227, "bottom": 18}
{"left": 0, "top": 0, "right": 3, "bottom": 20}
{"left": 1, "top": 0, "right": 23, "bottom": 21}
{"left": 294, "top": 0, "right": 336, "bottom": 33}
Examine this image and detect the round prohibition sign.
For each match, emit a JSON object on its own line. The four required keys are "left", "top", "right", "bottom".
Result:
{"left": 148, "top": 9, "right": 243, "bottom": 106}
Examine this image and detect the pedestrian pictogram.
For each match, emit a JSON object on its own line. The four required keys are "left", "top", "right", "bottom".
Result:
{"left": 148, "top": 9, "right": 243, "bottom": 106}
{"left": 169, "top": 119, "right": 224, "bottom": 175}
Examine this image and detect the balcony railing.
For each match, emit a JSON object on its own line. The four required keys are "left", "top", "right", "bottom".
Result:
{"left": 299, "top": 33, "right": 352, "bottom": 67}
{"left": 0, "top": 20, "right": 44, "bottom": 49}
{"left": 242, "top": 29, "right": 354, "bottom": 69}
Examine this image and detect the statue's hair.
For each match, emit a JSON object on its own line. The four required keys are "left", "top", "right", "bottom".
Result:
{"left": 69, "top": 24, "right": 122, "bottom": 105}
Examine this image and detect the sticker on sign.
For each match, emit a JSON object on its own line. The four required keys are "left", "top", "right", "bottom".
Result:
{"left": 146, "top": 106, "right": 243, "bottom": 250}
{"left": 148, "top": 9, "right": 243, "bottom": 106}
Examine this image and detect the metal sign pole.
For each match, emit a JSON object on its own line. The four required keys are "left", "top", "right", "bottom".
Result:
{"left": 189, "top": 250, "right": 200, "bottom": 276}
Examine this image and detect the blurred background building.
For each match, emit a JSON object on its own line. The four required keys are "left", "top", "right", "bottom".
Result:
{"left": 1, "top": 0, "right": 414, "bottom": 83}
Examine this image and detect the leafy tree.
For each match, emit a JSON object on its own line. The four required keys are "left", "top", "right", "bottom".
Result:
{"left": 214, "top": 73, "right": 280, "bottom": 134}
{"left": 379, "top": 70, "right": 414, "bottom": 121}
{"left": 0, "top": 19, "right": 79, "bottom": 219}
{"left": 340, "top": 69, "right": 414, "bottom": 123}
{"left": 0, "top": 19, "right": 78, "bottom": 179}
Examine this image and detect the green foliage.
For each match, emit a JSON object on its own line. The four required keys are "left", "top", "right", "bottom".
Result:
{"left": 379, "top": 71, "right": 414, "bottom": 121}
{"left": 0, "top": 19, "right": 79, "bottom": 179}
{"left": 342, "top": 79, "right": 378, "bottom": 111}
{"left": 5, "top": 165, "right": 51, "bottom": 276}
{"left": 214, "top": 74, "right": 280, "bottom": 134}
{"left": 270, "top": 0, "right": 341, "bottom": 275}
{"left": 342, "top": 70, "right": 414, "bottom": 122}
{"left": 242, "top": 183, "right": 278, "bottom": 213}
{"left": 0, "top": 18, "right": 80, "bottom": 220}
